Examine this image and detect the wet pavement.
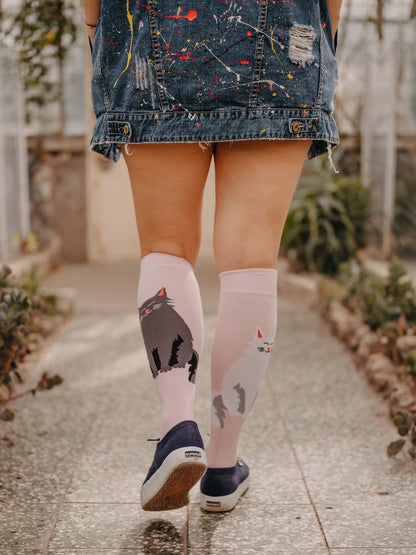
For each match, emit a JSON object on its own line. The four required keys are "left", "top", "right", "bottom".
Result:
{"left": 1, "top": 257, "right": 415, "bottom": 554}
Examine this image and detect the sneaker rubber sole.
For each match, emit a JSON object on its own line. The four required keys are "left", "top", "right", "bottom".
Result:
{"left": 141, "top": 446, "right": 207, "bottom": 511}
{"left": 200, "top": 475, "right": 250, "bottom": 512}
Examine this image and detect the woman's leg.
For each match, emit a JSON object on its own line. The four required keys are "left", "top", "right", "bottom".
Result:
{"left": 122, "top": 142, "right": 214, "bottom": 267}
{"left": 207, "top": 138, "right": 312, "bottom": 468}
{"left": 121, "top": 142, "right": 214, "bottom": 438}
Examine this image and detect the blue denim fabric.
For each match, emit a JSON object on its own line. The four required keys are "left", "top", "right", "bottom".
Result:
{"left": 89, "top": 0, "right": 340, "bottom": 167}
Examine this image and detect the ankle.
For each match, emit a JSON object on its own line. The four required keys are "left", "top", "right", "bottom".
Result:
{"left": 206, "top": 441, "right": 239, "bottom": 468}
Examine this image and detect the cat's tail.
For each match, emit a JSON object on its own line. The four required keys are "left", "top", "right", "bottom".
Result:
{"left": 188, "top": 350, "right": 199, "bottom": 383}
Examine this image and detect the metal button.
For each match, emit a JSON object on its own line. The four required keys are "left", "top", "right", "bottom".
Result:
{"left": 123, "top": 124, "right": 129, "bottom": 135}
{"left": 291, "top": 121, "right": 300, "bottom": 132}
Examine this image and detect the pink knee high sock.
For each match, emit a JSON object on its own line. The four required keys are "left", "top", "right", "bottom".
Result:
{"left": 137, "top": 252, "right": 204, "bottom": 439}
{"left": 206, "top": 267, "right": 278, "bottom": 468}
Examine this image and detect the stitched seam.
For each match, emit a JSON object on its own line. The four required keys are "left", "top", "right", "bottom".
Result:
{"left": 249, "top": 0, "right": 269, "bottom": 109}
{"left": 313, "top": 25, "right": 325, "bottom": 109}
{"left": 97, "top": 43, "right": 112, "bottom": 112}
{"left": 94, "top": 106, "right": 328, "bottom": 116}
{"left": 147, "top": 0, "right": 169, "bottom": 111}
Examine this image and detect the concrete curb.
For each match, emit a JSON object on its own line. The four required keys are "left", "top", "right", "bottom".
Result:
{"left": 277, "top": 257, "right": 319, "bottom": 306}
{"left": 278, "top": 249, "right": 416, "bottom": 305}
{"left": 2, "top": 233, "right": 62, "bottom": 281}
{"left": 277, "top": 252, "right": 416, "bottom": 423}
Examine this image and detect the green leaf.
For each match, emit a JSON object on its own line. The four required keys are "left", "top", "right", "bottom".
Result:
{"left": 398, "top": 425, "right": 409, "bottom": 437}
{"left": 0, "top": 408, "right": 15, "bottom": 421}
{"left": 387, "top": 439, "right": 406, "bottom": 457}
{"left": 393, "top": 411, "right": 408, "bottom": 428}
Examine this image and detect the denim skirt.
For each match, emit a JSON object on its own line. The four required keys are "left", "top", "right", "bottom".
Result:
{"left": 88, "top": 0, "right": 340, "bottom": 169}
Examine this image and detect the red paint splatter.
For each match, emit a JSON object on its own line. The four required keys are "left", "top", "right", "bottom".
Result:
{"left": 166, "top": 8, "right": 198, "bottom": 22}
{"left": 240, "top": 60, "right": 250, "bottom": 65}
{"left": 139, "top": 3, "right": 196, "bottom": 21}
{"left": 247, "top": 30, "right": 252, "bottom": 36}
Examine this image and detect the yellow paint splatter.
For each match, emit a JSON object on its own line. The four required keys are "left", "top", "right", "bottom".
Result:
{"left": 269, "top": 25, "right": 279, "bottom": 59}
{"left": 261, "top": 129, "right": 266, "bottom": 133}
{"left": 113, "top": 0, "right": 133, "bottom": 88}
{"left": 270, "top": 24, "right": 293, "bottom": 80}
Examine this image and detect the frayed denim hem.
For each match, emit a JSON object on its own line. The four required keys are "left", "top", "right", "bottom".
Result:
{"left": 89, "top": 107, "right": 340, "bottom": 171}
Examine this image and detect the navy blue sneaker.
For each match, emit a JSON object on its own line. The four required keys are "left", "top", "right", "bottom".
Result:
{"left": 141, "top": 420, "right": 207, "bottom": 511}
{"left": 200, "top": 457, "right": 250, "bottom": 512}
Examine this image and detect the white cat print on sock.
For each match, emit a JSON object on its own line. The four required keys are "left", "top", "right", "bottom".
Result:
{"left": 211, "top": 326, "right": 274, "bottom": 428}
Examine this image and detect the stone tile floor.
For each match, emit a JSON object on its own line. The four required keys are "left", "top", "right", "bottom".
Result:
{"left": 1, "top": 258, "right": 415, "bottom": 554}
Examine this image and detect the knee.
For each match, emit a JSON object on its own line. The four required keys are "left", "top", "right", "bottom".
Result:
{"left": 213, "top": 212, "right": 282, "bottom": 273}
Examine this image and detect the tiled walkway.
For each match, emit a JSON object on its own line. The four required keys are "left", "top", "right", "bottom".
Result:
{"left": 1, "top": 258, "right": 415, "bottom": 554}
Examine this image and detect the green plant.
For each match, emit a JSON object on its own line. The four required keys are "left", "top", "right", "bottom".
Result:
{"left": 338, "top": 257, "right": 416, "bottom": 331}
{"left": 0, "top": 264, "right": 62, "bottom": 390}
{"left": 394, "top": 174, "right": 416, "bottom": 258}
{"left": 281, "top": 174, "right": 371, "bottom": 276}
{"left": 335, "top": 178, "right": 371, "bottom": 249}
{"left": 405, "top": 350, "right": 416, "bottom": 383}
{"left": 387, "top": 411, "right": 416, "bottom": 459}
{"left": 0, "top": 0, "right": 77, "bottom": 124}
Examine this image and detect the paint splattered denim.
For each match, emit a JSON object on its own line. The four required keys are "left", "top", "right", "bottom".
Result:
{"left": 88, "top": 0, "right": 340, "bottom": 170}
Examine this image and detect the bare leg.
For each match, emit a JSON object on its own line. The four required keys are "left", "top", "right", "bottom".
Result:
{"left": 213, "top": 139, "right": 312, "bottom": 272}
{"left": 121, "top": 142, "right": 214, "bottom": 266}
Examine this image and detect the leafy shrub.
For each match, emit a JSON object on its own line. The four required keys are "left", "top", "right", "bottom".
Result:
{"left": 0, "top": 264, "right": 61, "bottom": 387}
{"left": 338, "top": 257, "right": 416, "bottom": 331}
{"left": 0, "top": 0, "right": 77, "bottom": 123}
{"left": 394, "top": 174, "right": 416, "bottom": 258}
{"left": 388, "top": 411, "right": 416, "bottom": 459}
{"left": 281, "top": 174, "right": 372, "bottom": 276}
{"left": 405, "top": 350, "right": 416, "bottom": 383}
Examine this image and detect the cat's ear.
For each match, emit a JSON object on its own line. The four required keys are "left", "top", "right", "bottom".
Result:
{"left": 257, "top": 328, "right": 263, "bottom": 338}
{"left": 157, "top": 287, "right": 166, "bottom": 297}
{"left": 138, "top": 308, "right": 140, "bottom": 313}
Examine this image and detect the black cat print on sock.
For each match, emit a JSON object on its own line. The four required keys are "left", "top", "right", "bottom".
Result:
{"left": 138, "top": 287, "right": 199, "bottom": 383}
